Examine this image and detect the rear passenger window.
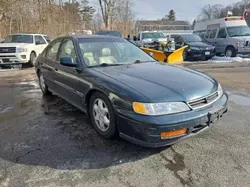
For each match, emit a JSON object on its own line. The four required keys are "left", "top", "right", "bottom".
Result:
{"left": 217, "top": 28, "right": 227, "bottom": 38}
{"left": 209, "top": 29, "right": 218, "bottom": 39}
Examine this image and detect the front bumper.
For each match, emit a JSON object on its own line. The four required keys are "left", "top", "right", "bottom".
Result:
{"left": 186, "top": 49, "right": 215, "bottom": 60}
{"left": 0, "top": 52, "right": 30, "bottom": 65}
{"left": 116, "top": 93, "right": 228, "bottom": 148}
{"left": 237, "top": 47, "right": 250, "bottom": 54}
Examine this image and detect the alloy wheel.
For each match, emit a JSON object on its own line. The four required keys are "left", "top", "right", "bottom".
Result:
{"left": 92, "top": 98, "right": 110, "bottom": 132}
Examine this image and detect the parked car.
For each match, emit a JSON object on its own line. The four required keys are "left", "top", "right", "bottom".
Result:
{"left": 0, "top": 33, "right": 49, "bottom": 67}
{"left": 170, "top": 34, "right": 216, "bottom": 61}
{"left": 35, "top": 35, "right": 228, "bottom": 147}
{"left": 95, "top": 30, "right": 122, "bottom": 37}
{"left": 194, "top": 16, "right": 250, "bottom": 57}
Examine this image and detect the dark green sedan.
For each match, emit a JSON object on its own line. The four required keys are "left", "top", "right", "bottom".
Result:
{"left": 35, "top": 35, "right": 228, "bottom": 147}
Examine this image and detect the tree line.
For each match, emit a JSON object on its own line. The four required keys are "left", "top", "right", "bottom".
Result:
{"left": 198, "top": 0, "right": 250, "bottom": 24}
{"left": 0, "top": 0, "right": 134, "bottom": 39}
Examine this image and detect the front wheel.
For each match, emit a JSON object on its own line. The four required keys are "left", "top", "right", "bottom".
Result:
{"left": 29, "top": 52, "right": 37, "bottom": 67}
{"left": 225, "top": 47, "right": 236, "bottom": 57}
{"left": 89, "top": 92, "right": 117, "bottom": 139}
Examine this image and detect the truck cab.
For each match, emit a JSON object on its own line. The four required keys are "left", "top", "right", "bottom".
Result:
{"left": 134, "top": 31, "right": 168, "bottom": 47}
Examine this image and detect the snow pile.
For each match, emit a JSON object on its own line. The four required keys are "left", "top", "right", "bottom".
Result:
{"left": 208, "top": 56, "right": 250, "bottom": 63}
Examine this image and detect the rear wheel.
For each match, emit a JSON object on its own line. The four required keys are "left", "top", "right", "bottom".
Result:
{"left": 89, "top": 92, "right": 117, "bottom": 139}
{"left": 38, "top": 71, "right": 51, "bottom": 95}
{"left": 29, "top": 52, "right": 37, "bottom": 67}
{"left": 225, "top": 47, "right": 236, "bottom": 57}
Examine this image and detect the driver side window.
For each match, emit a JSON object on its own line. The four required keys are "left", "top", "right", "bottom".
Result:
{"left": 58, "top": 39, "right": 77, "bottom": 63}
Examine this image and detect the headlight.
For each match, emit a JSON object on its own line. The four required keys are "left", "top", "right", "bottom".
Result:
{"left": 190, "top": 47, "right": 200, "bottom": 50}
{"left": 236, "top": 41, "right": 245, "bottom": 48}
{"left": 218, "top": 84, "right": 223, "bottom": 98}
{"left": 17, "top": 48, "right": 28, "bottom": 53}
{"left": 132, "top": 102, "right": 190, "bottom": 116}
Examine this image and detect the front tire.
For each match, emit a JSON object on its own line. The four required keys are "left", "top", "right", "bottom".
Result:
{"left": 225, "top": 47, "right": 236, "bottom": 57}
{"left": 38, "top": 71, "right": 51, "bottom": 95}
{"left": 29, "top": 52, "right": 37, "bottom": 67}
{"left": 89, "top": 92, "right": 117, "bottom": 139}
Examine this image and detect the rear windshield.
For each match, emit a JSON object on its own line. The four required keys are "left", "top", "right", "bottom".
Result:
{"left": 180, "top": 34, "right": 203, "bottom": 42}
{"left": 95, "top": 31, "right": 122, "bottom": 37}
{"left": 4, "top": 35, "right": 33, "bottom": 43}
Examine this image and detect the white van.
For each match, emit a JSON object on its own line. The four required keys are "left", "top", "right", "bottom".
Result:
{"left": 194, "top": 16, "right": 250, "bottom": 57}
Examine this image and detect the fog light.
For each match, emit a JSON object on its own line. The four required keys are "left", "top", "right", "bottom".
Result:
{"left": 161, "top": 128, "right": 187, "bottom": 139}
{"left": 21, "top": 55, "right": 26, "bottom": 59}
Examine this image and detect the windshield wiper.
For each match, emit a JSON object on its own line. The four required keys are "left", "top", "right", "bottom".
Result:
{"left": 91, "top": 63, "right": 125, "bottom": 68}
{"left": 133, "top": 60, "right": 156, "bottom": 64}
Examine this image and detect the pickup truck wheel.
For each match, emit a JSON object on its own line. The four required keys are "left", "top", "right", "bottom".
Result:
{"left": 29, "top": 52, "right": 37, "bottom": 67}
{"left": 38, "top": 71, "right": 51, "bottom": 95}
{"left": 225, "top": 47, "right": 236, "bottom": 57}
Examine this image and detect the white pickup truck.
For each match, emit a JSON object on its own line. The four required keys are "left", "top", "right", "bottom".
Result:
{"left": 0, "top": 33, "right": 50, "bottom": 67}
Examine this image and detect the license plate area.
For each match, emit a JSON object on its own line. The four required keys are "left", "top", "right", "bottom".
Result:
{"left": 205, "top": 51, "right": 210, "bottom": 55}
{"left": 208, "top": 108, "right": 224, "bottom": 125}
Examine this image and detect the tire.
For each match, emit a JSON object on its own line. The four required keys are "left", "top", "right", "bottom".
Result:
{"left": 89, "top": 92, "right": 117, "bottom": 139}
{"left": 183, "top": 49, "right": 188, "bottom": 61}
{"left": 29, "top": 52, "right": 37, "bottom": 67}
{"left": 38, "top": 71, "right": 51, "bottom": 95}
{"left": 225, "top": 47, "right": 236, "bottom": 57}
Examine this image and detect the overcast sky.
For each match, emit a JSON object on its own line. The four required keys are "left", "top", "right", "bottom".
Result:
{"left": 133, "top": 0, "right": 241, "bottom": 22}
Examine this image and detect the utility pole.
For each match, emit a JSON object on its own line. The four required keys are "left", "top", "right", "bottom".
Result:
{"left": 125, "top": 0, "right": 129, "bottom": 36}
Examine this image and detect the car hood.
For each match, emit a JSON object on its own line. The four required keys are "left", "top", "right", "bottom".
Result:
{"left": 186, "top": 41, "right": 214, "bottom": 48}
{"left": 232, "top": 36, "right": 250, "bottom": 42}
{"left": 0, "top": 43, "right": 32, "bottom": 48}
{"left": 93, "top": 63, "right": 218, "bottom": 102}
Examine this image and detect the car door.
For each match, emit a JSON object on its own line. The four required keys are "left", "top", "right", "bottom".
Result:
{"left": 55, "top": 38, "right": 83, "bottom": 109}
{"left": 208, "top": 29, "right": 218, "bottom": 45}
{"left": 216, "top": 28, "right": 227, "bottom": 53}
{"left": 41, "top": 38, "right": 63, "bottom": 90}
{"left": 34, "top": 35, "right": 48, "bottom": 56}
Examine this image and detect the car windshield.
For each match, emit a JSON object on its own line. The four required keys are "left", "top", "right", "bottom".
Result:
{"left": 181, "top": 34, "right": 203, "bottom": 42}
{"left": 227, "top": 26, "right": 250, "bottom": 37}
{"left": 95, "top": 31, "right": 122, "bottom": 37}
{"left": 4, "top": 34, "right": 33, "bottom": 43}
{"left": 141, "top": 32, "right": 165, "bottom": 39}
{"left": 79, "top": 38, "right": 156, "bottom": 67}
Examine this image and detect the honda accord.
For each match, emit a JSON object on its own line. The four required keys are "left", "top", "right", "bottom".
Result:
{"left": 35, "top": 35, "right": 228, "bottom": 147}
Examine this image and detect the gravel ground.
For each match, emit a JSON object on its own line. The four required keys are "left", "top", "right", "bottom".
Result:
{"left": 0, "top": 65, "right": 250, "bottom": 187}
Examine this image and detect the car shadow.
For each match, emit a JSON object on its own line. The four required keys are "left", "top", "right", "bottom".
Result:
{"left": 0, "top": 83, "right": 164, "bottom": 170}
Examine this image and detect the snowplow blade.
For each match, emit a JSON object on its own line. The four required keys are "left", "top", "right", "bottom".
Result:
{"left": 141, "top": 45, "right": 188, "bottom": 64}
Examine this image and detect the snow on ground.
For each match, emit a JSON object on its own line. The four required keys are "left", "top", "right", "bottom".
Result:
{"left": 208, "top": 56, "right": 250, "bottom": 63}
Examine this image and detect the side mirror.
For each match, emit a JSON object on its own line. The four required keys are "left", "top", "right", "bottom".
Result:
{"left": 59, "top": 57, "right": 76, "bottom": 67}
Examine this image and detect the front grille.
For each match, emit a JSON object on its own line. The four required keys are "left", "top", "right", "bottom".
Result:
{"left": 0, "top": 47, "right": 16, "bottom": 53}
{"left": 0, "top": 55, "right": 16, "bottom": 58}
{"left": 188, "top": 91, "right": 219, "bottom": 110}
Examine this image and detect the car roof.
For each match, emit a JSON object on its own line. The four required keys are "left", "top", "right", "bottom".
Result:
{"left": 11, "top": 33, "right": 46, "bottom": 36}
{"left": 72, "top": 35, "right": 124, "bottom": 40}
